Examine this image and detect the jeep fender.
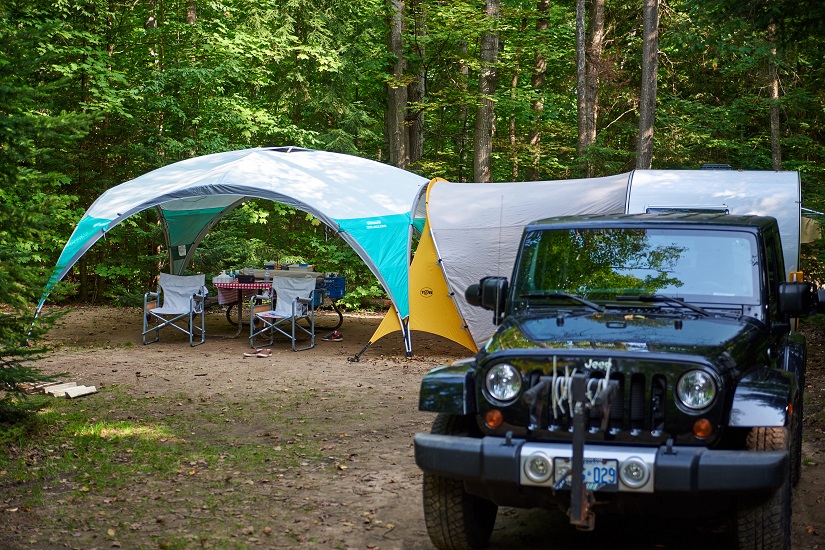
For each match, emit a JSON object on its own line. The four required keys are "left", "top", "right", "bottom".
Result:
{"left": 729, "top": 367, "right": 797, "bottom": 428}
{"left": 778, "top": 331, "right": 807, "bottom": 390}
{"left": 419, "top": 362, "right": 477, "bottom": 415}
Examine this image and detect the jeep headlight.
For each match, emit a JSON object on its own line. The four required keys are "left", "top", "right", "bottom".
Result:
{"left": 485, "top": 363, "right": 522, "bottom": 403}
{"left": 676, "top": 370, "right": 717, "bottom": 410}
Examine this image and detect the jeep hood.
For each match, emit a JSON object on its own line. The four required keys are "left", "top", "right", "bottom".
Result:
{"left": 484, "top": 312, "right": 762, "bottom": 358}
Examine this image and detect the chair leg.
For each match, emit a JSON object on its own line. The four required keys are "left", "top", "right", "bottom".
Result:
{"left": 142, "top": 312, "right": 160, "bottom": 345}
{"left": 291, "top": 309, "right": 317, "bottom": 351}
{"left": 189, "top": 309, "right": 206, "bottom": 347}
{"left": 249, "top": 315, "right": 274, "bottom": 349}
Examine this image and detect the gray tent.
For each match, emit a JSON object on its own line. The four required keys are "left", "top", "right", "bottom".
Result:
{"left": 410, "top": 169, "right": 802, "bottom": 350}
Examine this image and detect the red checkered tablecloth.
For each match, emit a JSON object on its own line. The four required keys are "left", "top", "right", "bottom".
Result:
{"left": 213, "top": 282, "right": 271, "bottom": 305}
{"left": 213, "top": 282, "right": 272, "bottom": 290}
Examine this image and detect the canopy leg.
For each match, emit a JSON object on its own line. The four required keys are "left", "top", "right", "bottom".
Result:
{"left": 349, "top": 341, "right": 372, "bottom": 362}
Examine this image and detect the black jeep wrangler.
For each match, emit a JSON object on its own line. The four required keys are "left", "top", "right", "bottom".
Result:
{"left": 414, "top": 213, "right": 823, "bottom": 550}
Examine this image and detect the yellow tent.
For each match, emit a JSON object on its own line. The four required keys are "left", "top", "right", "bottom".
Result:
{"left": 352, "top": 183, "right": 477, "bottom": 361}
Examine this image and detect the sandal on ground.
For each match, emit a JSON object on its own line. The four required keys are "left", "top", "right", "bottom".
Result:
{"left": 244, "top": 348, "right": 268, "bottom": 358}
{"left": 322, "top": 331, "right": 343, "bottom": 342}
{"left": 256, "top": 349, "right": 272, "bottom": 358}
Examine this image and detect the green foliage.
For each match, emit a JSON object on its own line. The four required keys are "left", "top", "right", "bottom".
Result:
{"left": 2, "top": 0, "right": 825, "bottom": 316}
{"left": 0, "top": 194, "right": 66, "bottom": 419}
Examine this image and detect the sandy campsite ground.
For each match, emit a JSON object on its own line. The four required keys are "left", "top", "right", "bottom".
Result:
{"left": 2, "top": 305, "right": 825, "bottom": 549}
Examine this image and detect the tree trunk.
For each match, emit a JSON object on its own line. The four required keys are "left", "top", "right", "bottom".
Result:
{"left": 768, "top": 22, "right": 782, "bottom": 171}
{"left": 186, "top": 0, "right": 197, "bottom": 25}
{"left": 473, "top": 0, "right": 500, "bottom": 183}
{"left": 407, "top": 0, "right": 425, "bottom": 170}
{"left": 583, "top": 0, "right": 604, "bottom": 176}
{"left": 457, "top": 41, "right": 470, "bottom": 182}
{"left": 509, "top": 72, "right": 519, "bottom": 180}
{"left": 575, "top": 0, "right": 586, "bottom": 166}
{"left": 386, "top": 0, "right": 409, "bottom": 168}
{"left": 636, "top": 0, "right": 658, "bottom": 170}
{"left": 526, "top": 0, "right": 549, "bottom": 181}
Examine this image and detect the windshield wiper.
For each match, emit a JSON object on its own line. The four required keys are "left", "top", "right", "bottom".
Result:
{"left": 519, "top": 292, "right": 606, "bottom": 313}
{"left": 616, "top": 295, "right": 711, "bottom": 317}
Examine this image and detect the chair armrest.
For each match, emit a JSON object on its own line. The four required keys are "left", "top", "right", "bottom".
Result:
{"left": 144, "top": 291, "right": 159, "bottom": 311}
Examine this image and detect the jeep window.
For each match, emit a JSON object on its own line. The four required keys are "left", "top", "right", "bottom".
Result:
{"left": 514, "top": 227, "right": 760, "bottom": 306}
{"left": 763, "top": 226, "right": 784, "bottom": 320}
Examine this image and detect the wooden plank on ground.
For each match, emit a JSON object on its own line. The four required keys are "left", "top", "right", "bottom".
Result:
{"left": 64, "top": 386, "right": 97, "bottom": 398}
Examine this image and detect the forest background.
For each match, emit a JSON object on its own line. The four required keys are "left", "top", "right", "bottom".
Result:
{"left": 2, "top": 0, "right": 825, "bottom": 331}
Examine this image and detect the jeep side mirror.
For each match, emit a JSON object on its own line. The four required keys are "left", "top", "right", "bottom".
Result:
{"left": 778, "top": 281, "right": 820, "bottom": 316}
{"left": 466, "top": 276, "right": 508, "bottom": 324}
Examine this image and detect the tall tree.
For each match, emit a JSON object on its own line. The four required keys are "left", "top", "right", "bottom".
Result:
{"left": 636, "top": 0, "right": 659, "bottom": 169}
{"left": 525, "top": 0, "right": 550, "bottom": 181}
{"left": 387, "top": 0, "right": 409, "bottom": 168}
{"left": 473, "top": 0, "right": 500, "bottom": 182}
{"left": 583, "top": 0, "right": 605, "bottom": 176}
{"left": 575, "top": 0, "right": 587, "bottom": 166}
{"left": 767, "top": 21, "right": 781, "bottom": 170}
{"left": 407, "top": 0, "right": 426, "bottom": 169}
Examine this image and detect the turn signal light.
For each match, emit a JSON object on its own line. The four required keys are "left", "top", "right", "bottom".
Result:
{"left": 693, "top": 418, "right": 713, "bottom": 438}
{"left": 485, "top": 409, "right": 504, "bottom": 429}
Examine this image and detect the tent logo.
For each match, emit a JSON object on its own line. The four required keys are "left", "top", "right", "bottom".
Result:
{"left": 365, "top": 219, "right": 387, "bottom": 230}
{"left": 420, "top": 287, "right": 434, "bottom": 298}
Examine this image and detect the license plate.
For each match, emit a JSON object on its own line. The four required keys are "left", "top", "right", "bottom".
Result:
{"left": 553, "top": 457, "right": 618, "bottom": 492}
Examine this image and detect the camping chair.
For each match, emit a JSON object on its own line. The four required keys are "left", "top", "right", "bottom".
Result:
{"left": 142, "top": 273, "right": 208, "bottom": 347}
{"left": 249, "top": 277, "right": 323, "bottom": 351}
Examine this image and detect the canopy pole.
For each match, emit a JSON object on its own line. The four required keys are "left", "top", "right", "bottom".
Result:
{"left": 348, "top": 341, "right": 372, "bottom": 363}
{"left": 350, "top": 313, "right": 412, "bottom": 362}
{"left": 403, "top": 317, "right": 413, "bottom": 358}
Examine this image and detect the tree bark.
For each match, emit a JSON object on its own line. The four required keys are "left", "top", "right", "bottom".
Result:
{"left": 526, "top": 0, "right": 549, "bottom": 181}
{"left": 575, "top": 0, "right": 586, "bottom": 164}
{"left": 386, "top": 0, "right": 409, "bottom": 168}
{"left": 636, "top": 0, "right": 658, "bottom": 170}
{"left": 583, "top": 0, "right": 604, "bottom": 176}
{"left": 186, "top": 0, "right": 197, "bottom": 25}
{"left": 768, "top": 22, "right": 782, "bottom": 171}
{"left": 473, "top": 0, "right": 500, "bottom": 183}
{"left": 509, "top": 72, "right": 519, "bottom": 180}
{"left": 457, "top": 41, "right": 470, "bottom": 182}
{"left": 407, "top": 0, "right": 425, "bottom": 170}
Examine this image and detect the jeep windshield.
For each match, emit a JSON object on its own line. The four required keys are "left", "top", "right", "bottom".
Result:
{"left": 513, "top": 226, "right": 760, "bottom": 309}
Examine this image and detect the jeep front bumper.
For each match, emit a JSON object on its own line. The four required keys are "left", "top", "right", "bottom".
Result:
{"left": 414, "top": 433, "right": 788, "bottom": 494}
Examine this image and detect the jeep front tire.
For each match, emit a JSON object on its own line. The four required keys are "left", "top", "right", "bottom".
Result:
{"left": 422, "top": 414, "right": 498, "bottom": 550}
{"left": 735, "top": 426, "right": 792, "bottom": 550}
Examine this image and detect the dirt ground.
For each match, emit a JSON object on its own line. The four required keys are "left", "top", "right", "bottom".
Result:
{"left": 2, "top": 305, "right": 825, "bottom": 549}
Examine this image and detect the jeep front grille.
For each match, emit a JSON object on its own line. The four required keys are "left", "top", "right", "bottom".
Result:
{"left": 525, "top": 370, "right": 668, "bottom": 441}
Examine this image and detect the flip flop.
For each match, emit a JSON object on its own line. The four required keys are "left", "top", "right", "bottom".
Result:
{"left": 256, "top": 349, "right": 272, "bottom": 358}
{"left": 243, "top": 348, "right": 267, "bottom": 358}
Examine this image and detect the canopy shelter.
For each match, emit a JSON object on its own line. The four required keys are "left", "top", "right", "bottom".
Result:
{"left": 37, "top": 147, "right": 429, "bottom": 354}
